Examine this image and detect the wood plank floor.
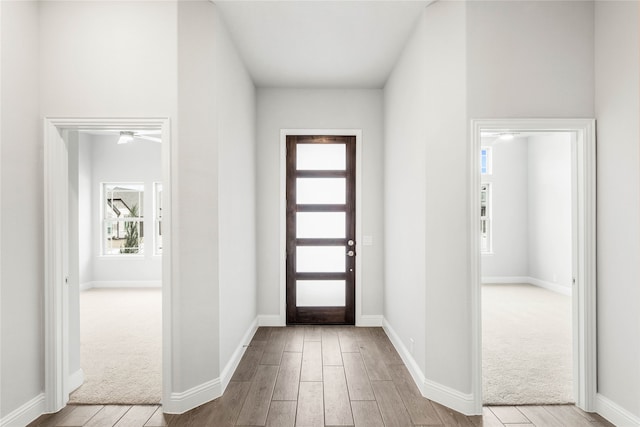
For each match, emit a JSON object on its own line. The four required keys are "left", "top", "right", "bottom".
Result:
{"left": 29, "top": 326, "right": 614, "bottom": 427}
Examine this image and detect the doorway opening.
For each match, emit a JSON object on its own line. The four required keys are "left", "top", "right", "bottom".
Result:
{"left": 66, "top": 129, "right": 163, "bottom": 404}
{"left": 469, "top": 119, "right": 596, "bottom": 413}
{"left": 43, "top": 118, "right": 173, "bottom": 413}
{"left": 479, "top": 131, "right": 574, "bottom": 405}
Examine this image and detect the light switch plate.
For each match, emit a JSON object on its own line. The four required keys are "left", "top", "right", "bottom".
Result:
{"left": 362, "top": 235, "right": 373, "bottom": 246}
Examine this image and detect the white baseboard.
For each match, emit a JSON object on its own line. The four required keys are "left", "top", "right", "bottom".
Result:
{"left": 527, "top": 277, "right": 572, "bottom": 296}
{"left": 382, "top": 318, "right": 477, "bottom": 415}
{"left": 258, "top": 314, "right": 284, "bottom": 326}
{"left": 482, "top": 276, "right": 572, "bottom": 296}
{"left": 163, "top": 378, "right": 222, "bottom": 415}
{"left": 0, "top": 393, "right": 45, "bottom": 427}
{"left": 163, "top": 318, "right": 258, "bottom": 414}
{"left": 596, "top": 393, "right": 640, "bottom": 427}
{"left": 481, "top": 276, "right": 529, "bottom": 284}
{"left": 357, "top": 314, "right": 383, "bottom": 327}
{"left": 382, "top": 318, "right": 428, "bottom": 394}
{"left": 68, "top": 369, "right": 84, "bottom": 394}
{"left": 80, "top": 280, "right": 162, "bottom": 291}
{"left": 220, "top": 318, "right": 258, "bottom": 391}
{"left": 422, "top": 378, "right": 476, "bottom": 416}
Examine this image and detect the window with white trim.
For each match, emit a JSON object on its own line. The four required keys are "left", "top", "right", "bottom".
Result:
{"left": 480, "top": 183, "right": 491, "bottom": 253}
{"left": 103, "top": 183, "right": 144, "bottom": 255}
{"left": 481, "top": 147, "right": 492, "bottom": 175}
{"left": 154, "top": 183, "right": 163, "bottom": 255}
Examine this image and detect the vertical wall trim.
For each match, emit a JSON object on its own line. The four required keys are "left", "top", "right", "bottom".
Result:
{"left": 44, "top": 121, "right": 68, "bottom": 412}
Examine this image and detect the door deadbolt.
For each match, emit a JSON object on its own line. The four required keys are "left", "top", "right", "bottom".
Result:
{"left": 347, "top": 250, "right": 355, "bottom": 257}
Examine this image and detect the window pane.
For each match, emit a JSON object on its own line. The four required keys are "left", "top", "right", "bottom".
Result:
{"left": 481, "top": 220, "right": 489, "bottom": 252}
{"left": 297, "top": 212, "right": 345, "bottom": 238}
{"left": 480, "top": 147, "right": 491, "bottom": 175}
{"left": 104, "top": 184, "right": 144, "bottom": 217}
{"left": 481, "top": 151, "right": 487, "bottom": 174}
{"left": 297, "top": 280, "right": 345, "bottom": 307}
{"left": 296, "top": 246, "right": 345, "bottom": 272}
{"left": 104, "top": 220, "right": 144, "bottom": 255}
{"left": 155, "top": 183, "right": 163, "bottom": 255}
{"left": 297, "top": 178, "right": 345, "bottom": 204}
{"left": 156, "top": 188, "right": 163, "bottom": 220}
{"left": 297, "top": 144, "right": 346, "bottom": 170}
{"left": 156, "top": 221, "right": 163, "bottom": 255}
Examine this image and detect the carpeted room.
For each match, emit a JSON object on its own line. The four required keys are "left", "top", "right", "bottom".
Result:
{"left": 480, "top": 131, "right": 575, "bottom": 405}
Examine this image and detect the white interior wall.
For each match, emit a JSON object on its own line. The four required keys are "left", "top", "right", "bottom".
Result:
{"left": 383, "top": 6, "right": 428, "bottom": 377}
{"left": 176, "top": 0, "right": 258, "bottom": 396}
{"left": 467, "top": 1, "right": 594, "bottom": 119}
{"left": 39, "top": 1, "right": 178, "bottom": 118}
{"left": 175, "top": 0, "right": 220, "bottom": 393}
{"left": 214, "top": 5, "right": 258, "bottom": 376}
{"left": 256, "top": 89, "right": 385, "bottom": 320}
{"left": 87, "top": 134, "right": 162, "bottom": 284}
{"left": 0, "top": 0, "right": 43, "bottom": 419}
{"left": 384, "top": 0, "right": 469, "bottom": 398}
{"left": 480, "top": 137, "right": 529, "bottom": 278}
{"left": 594, "top": 0, "right": 640, "bottom": 420}
{"left": 527, "top": 133, "right": 572, "bottom": 290}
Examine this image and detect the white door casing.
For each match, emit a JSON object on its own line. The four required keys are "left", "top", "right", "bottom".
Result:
{"left": 469, "top": 118, "right": 597, "bottom": 414}
{"left": 43, "top": 117, "right": 173, "bottom": 412}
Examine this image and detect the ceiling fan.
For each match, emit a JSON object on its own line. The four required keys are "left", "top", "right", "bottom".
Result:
{"left": 480, "top": 131, "right": 521, "bottom": 143}
{"left": 117, "top": 130, "right": 161, "bottom": 144}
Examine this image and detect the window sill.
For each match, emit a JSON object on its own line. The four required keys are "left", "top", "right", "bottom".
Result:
{"left": 98, "top": 255, "right": 145, "bottom": 259}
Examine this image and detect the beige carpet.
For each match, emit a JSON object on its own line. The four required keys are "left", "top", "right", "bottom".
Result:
{"left": 69, "top": 288, "right": 162, "bottom": 404}
{"left": 482, "top": 283, "right": 573, "bottom": 405}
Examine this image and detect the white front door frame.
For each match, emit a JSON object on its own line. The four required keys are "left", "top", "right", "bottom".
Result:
{"left": 278, "top": 129, "right": 363, "bottom": 326}
{"left": 469, "top": 118, "right": 597, "bottom": 414}
{"left": 43, "top": 117, "right": 173, "bottom": 412}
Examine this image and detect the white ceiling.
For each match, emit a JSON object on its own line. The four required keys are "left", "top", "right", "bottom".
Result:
{"left": 215, "top": 1, "right": 430, "bottom": 88}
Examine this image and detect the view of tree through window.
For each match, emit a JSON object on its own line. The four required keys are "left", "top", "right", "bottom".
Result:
{"left": 103, "top": 183, "right": 144, "bottom": 255}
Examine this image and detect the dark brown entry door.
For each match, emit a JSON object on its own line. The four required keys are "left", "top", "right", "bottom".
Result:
{"left": 286, "top": 135, "right": 356, "bottom": 325}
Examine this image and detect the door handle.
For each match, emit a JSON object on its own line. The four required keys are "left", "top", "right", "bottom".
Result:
{"left": 347, "top": 240, "right": 355, "bottom": 246}
{"left": 347, "top": 250, "right": 355, "bottom": 257}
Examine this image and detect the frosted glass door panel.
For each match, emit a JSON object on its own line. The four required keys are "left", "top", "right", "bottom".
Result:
{"left": 297, "top": 178, "right": 345, "bottom": 204}
{"left": 297, "top": 281, "right": 346, "bottom": 307}
{"left": 297, "top": 246, "right": 345, "bottom": 272}
{"left": 297, "top": 212, "right": 346, "bottom": 238}
{"left": 297, "top": 144, "right": 346, "bottom": 170}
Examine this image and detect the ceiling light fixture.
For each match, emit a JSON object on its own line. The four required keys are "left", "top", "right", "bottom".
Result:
{"left": 117, "top": 131, "right": 135, "bottom": 144}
